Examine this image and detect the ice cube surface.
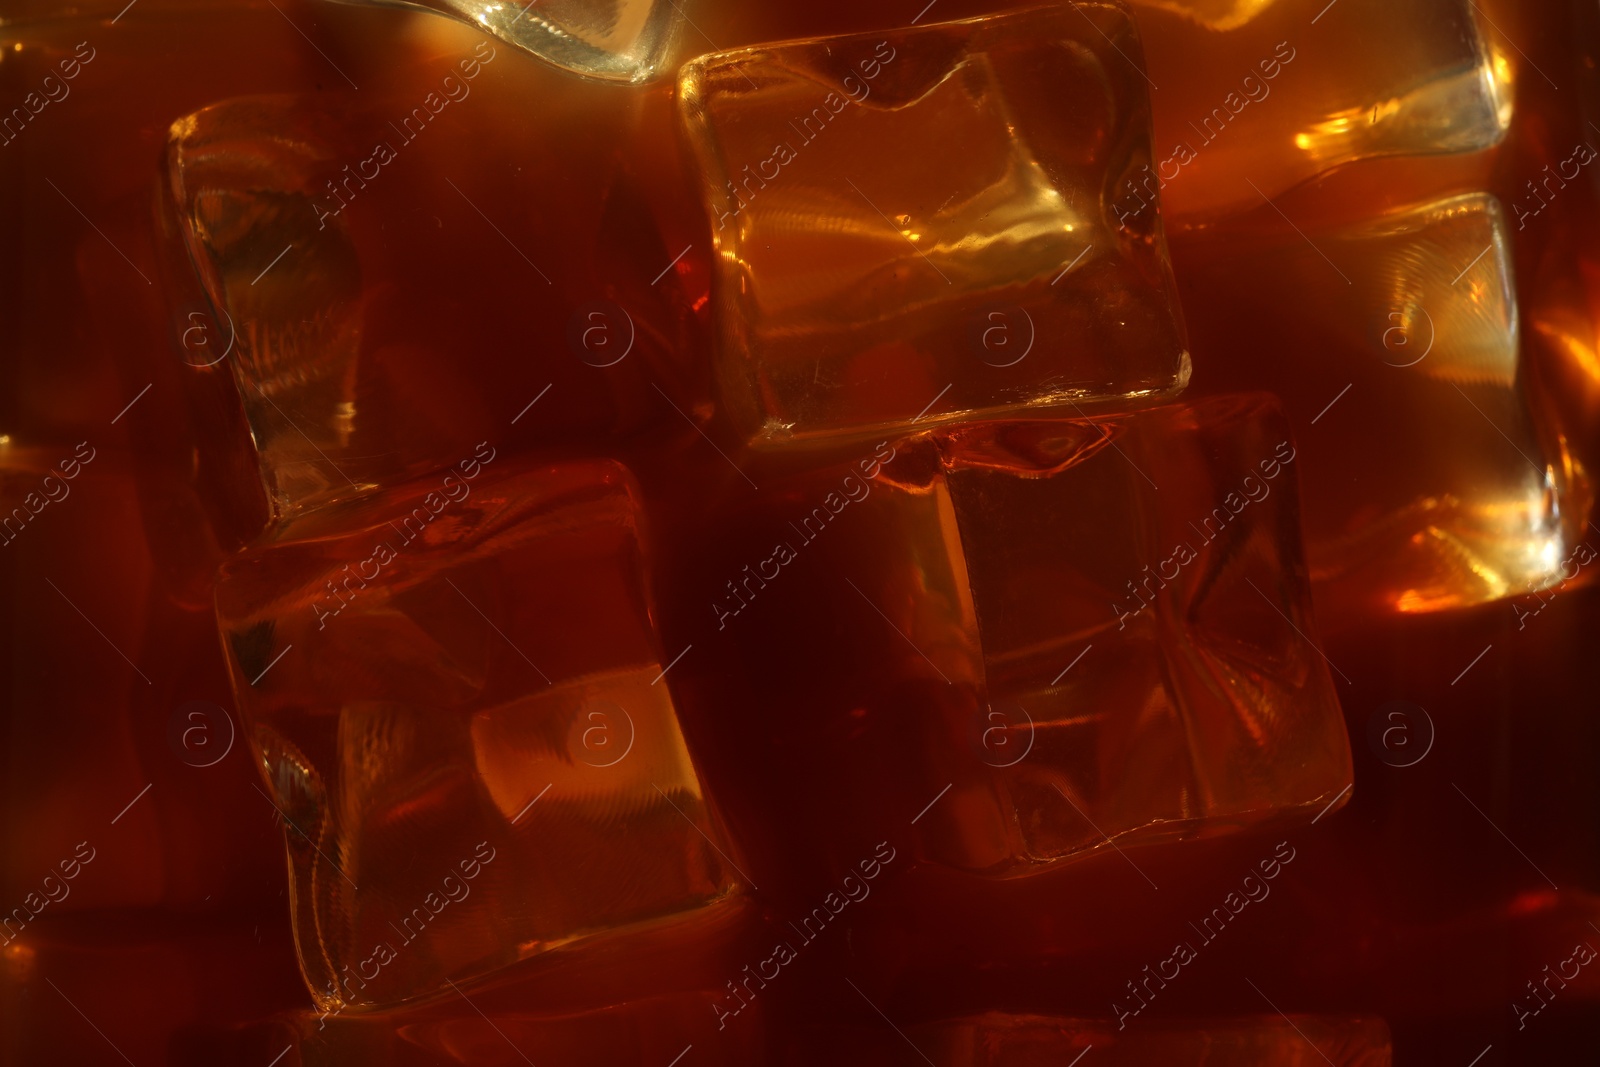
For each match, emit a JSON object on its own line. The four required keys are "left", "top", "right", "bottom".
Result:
{"left": 679, "top": 4, "right": 1190, "bottom": 447}
{"left": 920, "top": 395, "right": 1352, "bottom": 872}
{"left": 1131, "top": 0, "right": 1511, "bottom": 219}
{"left": 342, "top": 0, "right": 682, "bottom": 82}
{"left": 216, "top": 457, "right": 734, "bottom": 1009}
{"left": 167, "top": 78, "right": 705, "bottom": 523}
{"left": 669, "top": 396, "right": 1350, "bottom": 878}
{"left": 167, "top": 97, "right": 364, "bottom": 516}
{"left": 1175, "top": 193, "right": 1589, "bottom": 619}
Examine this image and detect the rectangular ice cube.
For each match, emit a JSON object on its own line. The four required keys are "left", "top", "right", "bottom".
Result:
{"left": 345, "top": 0, "right": 684, "bottom": 82}
{"left": 1173, "top": 192, "right": 1590, "bottom": 622}
{"left": 215, "top": 456, "right": 736, "bottom": 1009}
{"left": 678, "top": 5, "right": 1190, "bottom": 447}
{"left": 661, "top": 395, "right": 1350, "bottom": 879}
{"left": 1128, "top": 0, "right": 1510, "bottom": 220}
{"left": 921, "top": 395, "right": 1352, "bottom": 872}
{"left": 165, "top": 72, "right": 705, "bottom": 520}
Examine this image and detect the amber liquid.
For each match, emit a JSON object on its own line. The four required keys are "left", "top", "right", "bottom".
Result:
{"left": 2, "top": 0, "right": 1598, "bottom": 1064}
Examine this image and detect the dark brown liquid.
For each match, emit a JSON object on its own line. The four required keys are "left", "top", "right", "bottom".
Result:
{"left": 2, "top": 0, "right": 1598, "bottom": 1063}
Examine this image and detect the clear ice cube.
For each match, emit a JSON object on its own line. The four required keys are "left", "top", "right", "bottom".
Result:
{"left": 332, "top": 0, "right": 683, "bottom": 82}
{"left": 920, "top": 396, "right": 1352, "bottom": 872}
{"left": 678, "top": 5, "right": 1190, "bottom": 447}
{"left": 216, "top": 458, "right": 735, "bottom": 1009}
{"left": 1129, "top": 0, "right": 1511, "bottom": 219}
{"left": 1174, "top": 192, "right": 1590, "bottom": 620}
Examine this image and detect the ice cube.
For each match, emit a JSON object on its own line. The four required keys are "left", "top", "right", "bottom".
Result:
{"left": 166, "top": 97, "right": 363, "bottom": 517}
{"left": 661, "top": 396, "right": 1350, "bottom": 878}
{"left": 1127, "top": 0, "right": 1279, "bottom": 31}
{"left": 1173, "top": 192, "right": 1590, "bottom": 621}
{"left": 216, "top": 457, "right": 736, "bottom": 1009}
{"left": 1129, "top": 0, "right": 1511, "bottom": 219}
{"left": 166, "top": 79, "right": 705, "bottom": 520}
{"left": 678, "top": 5, "right": 1190, "bottom": 447}
{"left": 922, "top": 396, "right": 1352, "bottom": 872}
{"left": 336, "top": 0, "right": 683, "bottom": 83}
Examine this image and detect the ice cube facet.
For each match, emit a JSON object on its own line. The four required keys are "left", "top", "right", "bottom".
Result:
{"left": 678, "top": 5, "right": 1190, "bottom": 447}
{"left": 215, "top": 457, "right": 735, "bottom": 1009}
{"left": 166, "top": 97, "right": 363, "bottom": 517}
{"left": 1129, "top": 0, "right": 1511, "bottom": 220}
{"left": 666, "top": 396, "right": 1349, "bottom": 878}
{"left": 167, "top": 82, "right": 704, "bottom": 521}
{"left": 917, "top": 395, "right": 1352, "bottom": 872}
{"left": 1174, "top": 193, "right": 1590, "bottom": 620}
{"left": 1126, "top": 0, "right": 1279, "bottom": 32}
{"left": 338, "top": 0, "right": 683, "bottom": 83}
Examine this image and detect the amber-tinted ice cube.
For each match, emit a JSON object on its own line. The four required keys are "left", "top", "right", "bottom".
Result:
{"left": 799, "top": 1012, "right": 1392, "bottom": 1065}
{"left": 167, "top": 98, "right": 362, "bottom": 519}
{"left": 1127, "top": 0, "right": 1510, "bottom": 220}
{"left": 166, "top": 72, "right": 703, "bottom": 521}
{"left": 339, "top": 0, "right": 683, "bottom": 83}
{"left": 916, "top": 395, "right": 1351, "bottom": 872}
{"left": 678, "top": 5, "right": 1190, "bottom": 448}
{"left": 1174, "top": 193, "right": 1589, "bottom": 620}
{"left": 215, "top": 456, "right": 734, "bottom": 1009}
{"left": 665, "top": 395, "right": 1349, "bottom": 879}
